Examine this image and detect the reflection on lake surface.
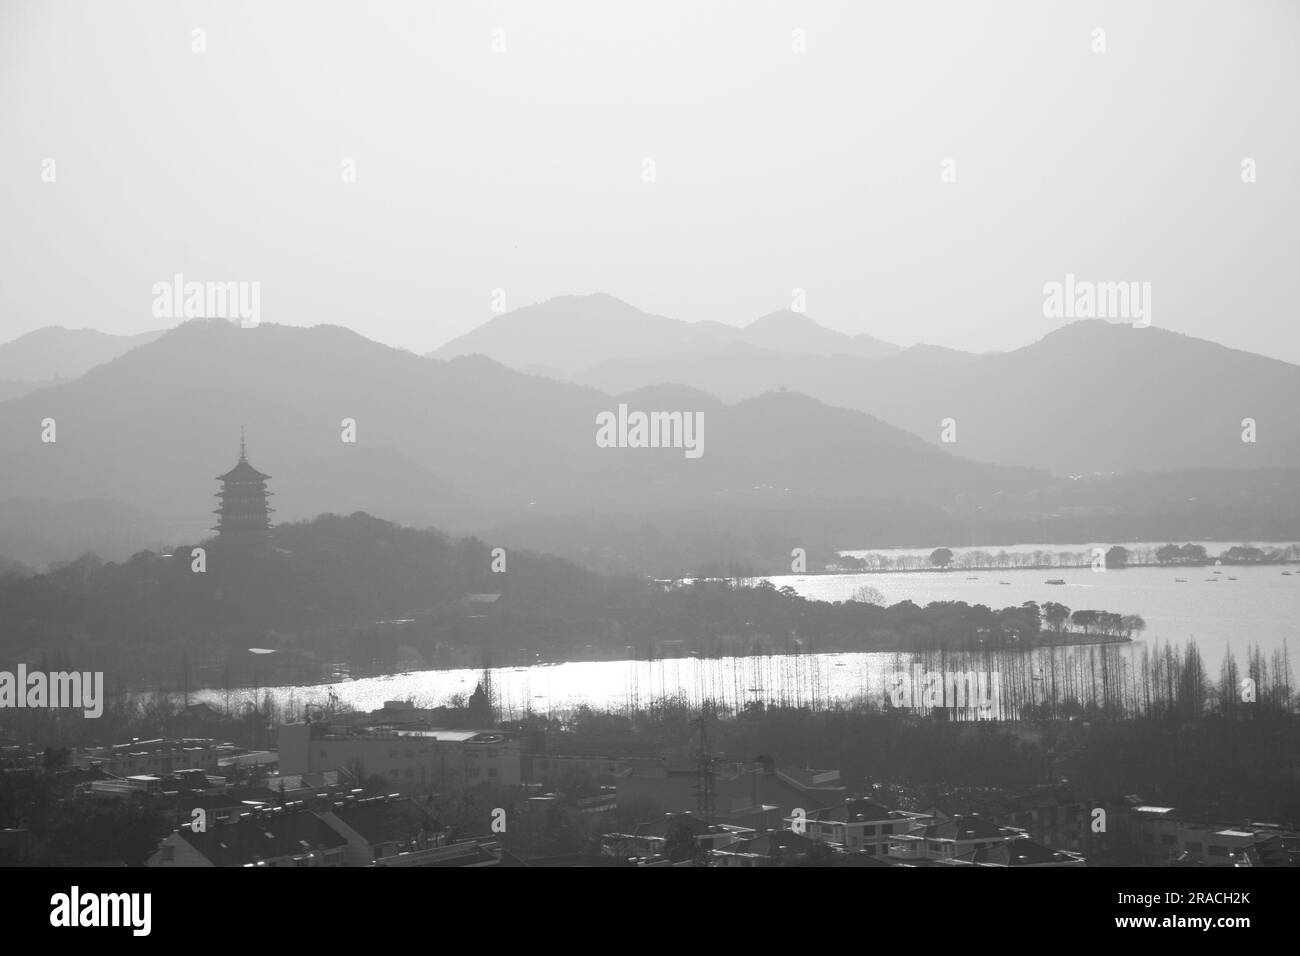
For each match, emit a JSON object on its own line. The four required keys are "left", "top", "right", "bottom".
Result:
{"left": 196, "top": 553, "right": 1298, "bottom": 719}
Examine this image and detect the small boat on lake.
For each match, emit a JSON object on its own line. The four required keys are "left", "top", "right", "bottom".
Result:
{"left": 1045, "top": 579, "right": 1066, "bottom": 585}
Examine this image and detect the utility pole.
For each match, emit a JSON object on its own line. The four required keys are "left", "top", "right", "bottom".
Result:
{"left": 694, "top": 706, "right": 717, "bottom": 826}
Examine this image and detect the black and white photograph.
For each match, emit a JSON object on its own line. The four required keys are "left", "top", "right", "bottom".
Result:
{"left": 1, "top": 0, "right": 1295, "bottom": 935}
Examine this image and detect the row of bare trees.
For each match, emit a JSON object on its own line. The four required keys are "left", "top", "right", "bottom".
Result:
{"left": 876, "top": 640, "right": 1295, "bottom": 721}
{"left": 504, "top": 639, "right": 1295, "bottom": 725}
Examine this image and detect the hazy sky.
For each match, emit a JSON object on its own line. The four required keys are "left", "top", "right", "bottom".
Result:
{"left": 2, "top": 0, "right": 1298, "bottom": 360}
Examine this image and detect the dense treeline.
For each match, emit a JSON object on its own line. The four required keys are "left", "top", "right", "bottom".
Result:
{"left": 835, "top": 542, "right": 1300, "bottom": 572}
{"left": 539, "top": 696, "right": 1300, "bottom": 824}
{"left": 647, "top": 580, "right": 1139, "bottom": 655}
{"left": 0, "top": 513, "right": 639, "bottom": 688}
{"left": 0, "top": 766, "right": 169, "bottom": 865}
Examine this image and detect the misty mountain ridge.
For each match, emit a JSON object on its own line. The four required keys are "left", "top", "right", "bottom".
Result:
{"left": 578, "top": 318, "right": 1300, "bottom": 475}
{"left": 0, "top": 326, "right": 164, "bottom": 381}
{"left": 2, "top": 316, "right": 1296, "bottom": 568}
{"left": 5, "top": 308, "right": 1295, "bottom": 477}
{"left": 0, "top": 318, "right": 1039, "bottom": 565}
{"left": 430, "top": 294, "right": 1300, "bottom": 473}
{"left": 737, "top": 309, "right": 900, "bottom": 359}
{"left": 0, "top": 326, "right": 167, "bottom": 402}
{"left": 429, "top": 293, "right": 901, "bottom": 377}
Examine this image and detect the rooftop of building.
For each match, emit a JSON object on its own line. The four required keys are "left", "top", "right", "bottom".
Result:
{"left": 804, "top": 798, "right": 919, "bottom": 825}
{"left": 778, "top": 767, "right": 842, "bottom": 789}
{"left": 303, "top": 723, "right": 510, "bottom": 745}
{"left": 1128, "top": 804, "right": 1297, "bottom": 834}
{"left": 79, "top": 737, "right": 219, "bottom": 756}
{"left": 716, "top": 829, "right": 817, "bottom": 857}
{"left": 922, "top": 815, "right": 1006, "bottom": 842}
{"left": 373, "top": 841, "right": 501, "bottom": 867}
{"left": 264, "top": 770, "right": 344, "bottom": 792}
{"left": 328, "top": 794, "right": 442, "bottom": 845}
{"left": 966, "top": 839, "right": 1084, "bottom": 866}
{"left": 174, "top": 792, "right": 267, "bottom": 813}
{"left": 633, "top": 813, "right": 715, "bottom": 840}
{"left": 216, "top": 447, "right": 270, "bottom": 483}
{"left": 176, "top": 806, "right": 346, "bottom": 866}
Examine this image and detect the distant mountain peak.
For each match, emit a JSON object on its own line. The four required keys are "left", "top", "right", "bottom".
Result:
{"left": 0, "top": 324, "right": 165, "bottom": 383}
{"left": 554, "top": 291, "right": 626, "bottom": 304}
{"left": 739, "top": 309, "right": 899, "bottom": 359}
{"left": 746, "top": 309, "right": 822, "bottom": 328}
{"left": 428, "top": 294, "right": 902, "bottom": 376}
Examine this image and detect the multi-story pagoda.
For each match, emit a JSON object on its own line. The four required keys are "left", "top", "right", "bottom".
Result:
{"left": 214, "top": 429, "right": 273, "bottom": 545}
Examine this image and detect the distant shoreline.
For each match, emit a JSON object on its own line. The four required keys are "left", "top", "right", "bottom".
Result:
{"left": 776, "top": 559, "right": 1300, "bottom": 577}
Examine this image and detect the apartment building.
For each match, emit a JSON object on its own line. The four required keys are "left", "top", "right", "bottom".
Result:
{"left": 787, "top": 799, "right": 933, "bottom": 857}
{"left": 278, "top": 720, "right": 520, "bottom": 788}
{"left": 1123, "top": 805, "right": 1298, "bottom": 866}
{"left": 882, "top": 813, "right": 1086, "bottom": 866}
{"left": 72, "top": 738, "right": 220, "bottom": 777}
{"left": 617, "top": 757, "right": 844, "bottom": 825}
{"left": 146, "top": 796, "right": 499, "bottom": 868}
{"left": 147, "top": 804, "right": 350, "bottom": 868}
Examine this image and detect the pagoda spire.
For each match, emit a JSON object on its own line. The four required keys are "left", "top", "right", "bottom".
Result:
{"left": 214, "top": 430, "right": 273, "bottom": 545}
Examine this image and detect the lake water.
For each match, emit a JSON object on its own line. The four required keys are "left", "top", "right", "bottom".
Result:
{"left": 195, "top": 544, "right": 1299, "bottom": 719}
{"left": 766, "top": 562, "right": 1300, "bottom": 668}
